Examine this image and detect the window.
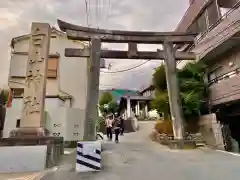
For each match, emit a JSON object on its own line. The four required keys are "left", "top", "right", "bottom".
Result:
{"left": 47, "top": 58, "right": 59, "bottom": 78}
{"left": 208, "top": 72, "right": 217, "bottom": 82}
{"left": 187, "top": 21, "right": 198, "bottom": 33}
{"left": 12, "top": 88, "right": 24, "bottom": 97}
{"left": 16, "top": 119, "right": 20, "bottom": 128}
{"left": 197, "top": 12, "right": 207, "bottom": 32}
{"left": 207, "top": 1, "right": 220, "bottom": 27}
{"left": 208, "top": 66, "right": 223, "bottom": 83}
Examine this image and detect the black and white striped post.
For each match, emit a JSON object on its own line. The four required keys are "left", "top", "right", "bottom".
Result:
{"left": 76, "top": 141, "right": 102, "bottom": 172}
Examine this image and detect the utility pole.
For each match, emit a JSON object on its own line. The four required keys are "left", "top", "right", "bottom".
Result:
{"left": 83, "top": 38, "right": 101, "bottom": 141}
{"left": 162, "top": 41, "right": 185, "bottom": 140}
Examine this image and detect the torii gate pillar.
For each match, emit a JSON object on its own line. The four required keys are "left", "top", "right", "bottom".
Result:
{"left": 83, "top": 38, "right": 101, "bottom": 141}
{"left": 162, "top": 41, "right": 184, "bottom": 139}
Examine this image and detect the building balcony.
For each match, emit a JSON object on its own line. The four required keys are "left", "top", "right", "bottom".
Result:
{"left": 194, "top": 2, "right": 240, "bottom": 61}
{"left": 209, "top": 69, "right": 240, "bottom": 105}
{"left": 176, "top": 0, "right": 211, "bottom": 32}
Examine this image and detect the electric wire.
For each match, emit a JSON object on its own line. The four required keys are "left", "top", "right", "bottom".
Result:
{"left": 98, "top": 0, "right": 101, "bottom": 28}
{"left": 99, "top": 71, "right": 154, "bottom": 88}
{"left": 84, "top": 0, "right": 90, "bottom": 27}
{"left": 106, "top": 0, "right": 111, "bottom": 21}
{"left": 100, "top": 59, "right": 152, "bottom": 73}
{"left": 95, "top": 0, "right": 99, "bottom": 28}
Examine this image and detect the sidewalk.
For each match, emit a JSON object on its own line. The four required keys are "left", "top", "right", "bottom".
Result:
{"left": 0, "top": 163, "right": 60, "bottom": 180}
{"left": 0, "top": 172, "right": 40, "bottom": 180}
{"left": 0, "top": 148, "right": 76, "bottom": 180}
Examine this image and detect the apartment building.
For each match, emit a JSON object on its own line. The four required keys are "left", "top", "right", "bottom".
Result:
{"left": 177, "top": 0, "right": 240, "bottom": 108}
{"left": 176, "top": 0, "right": 240, "bottom": 151}
{"left": 4, "top": 27, "right": 90, "bottom": 142}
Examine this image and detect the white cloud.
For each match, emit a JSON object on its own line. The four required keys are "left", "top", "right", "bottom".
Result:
{"left": 0, "top": 0, "right": 189, "bottom": 89}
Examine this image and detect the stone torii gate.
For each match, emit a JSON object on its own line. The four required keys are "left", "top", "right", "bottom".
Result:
{"left": 57, "top": 19, "right": 196, "bottom": 141}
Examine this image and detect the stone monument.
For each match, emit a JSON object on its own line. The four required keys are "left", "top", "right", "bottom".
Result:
{"left": 10, "top": 23, "right": 50, "bottom": 137}
{"left": 0, "top": 23, "right": 63, "bottom": 173}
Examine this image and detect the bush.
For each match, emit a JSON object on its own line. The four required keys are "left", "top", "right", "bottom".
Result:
{"left": 96, "top": 117, "right": 105, "bottom": 133}
{"left": 154, "top": 120, "right": 173, "bottom": 135}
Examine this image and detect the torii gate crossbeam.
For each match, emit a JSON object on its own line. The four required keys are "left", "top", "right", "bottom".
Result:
{"left": 58, "top": 20, "right": 197, "bottom": 44}
{"left": 65, "top": 48, "right": 195, "bottom": 60}
{"left": 58, "top": 19, "right": 197, "bottom": 141}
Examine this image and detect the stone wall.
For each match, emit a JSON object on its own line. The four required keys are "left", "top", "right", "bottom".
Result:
{"left": 198, "top": 113, "right": 225, "bottom": 150}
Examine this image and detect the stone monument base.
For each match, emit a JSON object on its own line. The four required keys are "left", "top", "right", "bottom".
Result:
{"left": 0, "top": 135, "right": 64, "bottom": 173}
{"left": 10, "top": 127, "right": 50, "bottom": 137}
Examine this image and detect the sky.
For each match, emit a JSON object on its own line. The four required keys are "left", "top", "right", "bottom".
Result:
{"left": 0, "top": 0, "right": 189, "bottom": 90}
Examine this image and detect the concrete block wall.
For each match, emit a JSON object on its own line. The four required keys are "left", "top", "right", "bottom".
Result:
{"left": 199, "top": 113, "right": 225, "bottom": 150}
{"left": 3, "top": 107, "right": 85, "bottom": 141}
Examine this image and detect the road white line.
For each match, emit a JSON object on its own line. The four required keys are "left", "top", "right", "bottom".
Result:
{"left": 216, "top": 150, "right": 240, "bottom": 157}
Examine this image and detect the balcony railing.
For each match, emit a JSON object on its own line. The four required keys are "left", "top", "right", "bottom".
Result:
{"left": 196, "top": 0, "right": 240, "bottom": 43}
{"left": 208, "top": 68, "right": 240, "bottom": 86}
{"left": 209, "top": 70, "right": 240, "bottom": 105}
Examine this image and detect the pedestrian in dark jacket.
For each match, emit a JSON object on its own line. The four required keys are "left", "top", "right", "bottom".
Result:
{"left": 113, "top": 117, "right": 121, "bottom": 143}
{"left": 120, "top": 116, "right": 124, "bottom": 135}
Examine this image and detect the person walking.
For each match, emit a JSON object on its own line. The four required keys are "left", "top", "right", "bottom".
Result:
{"left": 120, "top": 115, "right": 124, "bottom": 135}
{"left": 113, "top": 117, "right": 121, "bottom": 143}
{"left": 105, "top": 114, "right": 113, "bottom": 141}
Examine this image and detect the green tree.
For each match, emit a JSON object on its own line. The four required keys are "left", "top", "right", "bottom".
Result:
{"left": 151, "top": 62, "right": 208, "bottom": 121}
{"left": 152, "top": 64, "right": 167, "bottom": 92}
{"left": 99, "top": 92, "right": 113, "bottom": 106}
{"left": 0, "top": 88, "right": 10, "bottom": 107}
{"left": 99, "top": 92, "right": 119, "bottom": 116}
{"left": 151, "top": 91, "right": 169, "bottom": 120}
{"left": 108, "top": 101, "right": 119, "bottom": 114}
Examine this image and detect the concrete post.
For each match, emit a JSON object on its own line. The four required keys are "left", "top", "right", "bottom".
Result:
{"left": 127, "top": 97, "right": 131, "bottom": 118}
{"left": 83, "top": 38, "right": 101, "bottom": 141}
{"left": 145, "top": 104, "right": 149, "bottom": 117}
{"left": 10, "top": 23, "right": 51, "bottom": 137}
{"left": 162, "top": 41, "right": 185, "bottom": 140}
{"left": 137, "top": 101, "right": 140, "bottom": 115}
{"left": 135, "top": 104, "right": 138, "bottom": 115}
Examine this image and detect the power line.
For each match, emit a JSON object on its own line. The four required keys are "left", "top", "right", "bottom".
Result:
{"left": 100, "top": 67, "right": 156, "bottom": 85}
{"left": 84, "top": 0, "right": 90, "bottom": 27}
{"left": 95, "top": 0, "right": 99, "bottom": 28}
{"left": 98, "top": 0, "right": 101, "bottom": 27}
{"left": 100, "top": 59, "right": 152, "bottom": 73}
{"left": 106, "top": 0, "right": 111, "bottom": 21}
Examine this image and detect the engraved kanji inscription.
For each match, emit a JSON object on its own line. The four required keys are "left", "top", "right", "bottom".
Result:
{"left": 20, "top": 23, "right": 51, "bottom": 128}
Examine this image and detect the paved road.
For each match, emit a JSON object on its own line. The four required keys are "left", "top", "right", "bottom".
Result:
{"left": 42, "top": 121, "right": 240, "bottom": 180}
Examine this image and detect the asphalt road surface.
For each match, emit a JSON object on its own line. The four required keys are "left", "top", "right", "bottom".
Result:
{"left": 42, "top": 121, "right": 240, "bottom": 180}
